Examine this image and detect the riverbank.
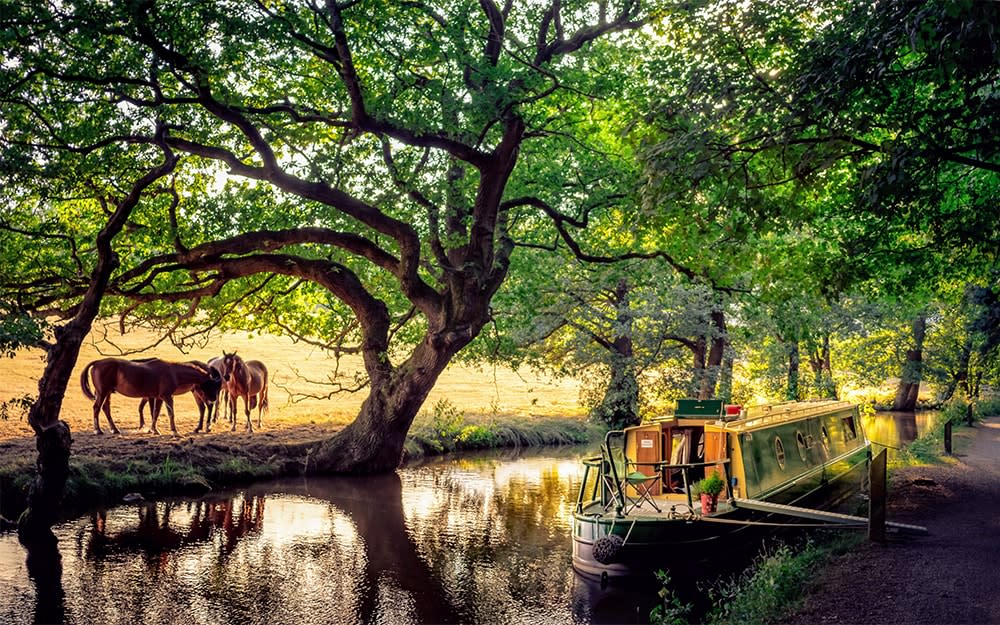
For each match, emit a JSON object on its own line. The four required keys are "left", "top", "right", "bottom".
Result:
{"left": 0, "top": 414, "right": 599, "bottom": 525}
{"left": 778, "top": 416, "right": 1000, "bottom": 625}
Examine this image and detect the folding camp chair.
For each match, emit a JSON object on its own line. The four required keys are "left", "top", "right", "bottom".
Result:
{"left": 623, "top": 461, "right": 662, "bottom": 514}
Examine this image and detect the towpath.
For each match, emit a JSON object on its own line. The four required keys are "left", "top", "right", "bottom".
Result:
{"left": 782, "top": 416, "right": 1000, "bottom": 625}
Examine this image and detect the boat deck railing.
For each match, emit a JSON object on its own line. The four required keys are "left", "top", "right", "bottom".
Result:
{"left": 576, "top": 431, "right": 732, "bottom": 514}
{"left": 726, "top": 399, "right": 856, "bottom": 431}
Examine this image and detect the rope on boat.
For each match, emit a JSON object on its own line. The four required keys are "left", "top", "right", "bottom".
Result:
{"left": 622, "top": 518, "right": 638, "bottom": 544}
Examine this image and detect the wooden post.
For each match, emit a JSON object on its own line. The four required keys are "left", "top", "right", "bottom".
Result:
{"left": 869, "top": 448, "right": 887, "bottom": 543}
{"left": 944, "top": 421, "right": 953, "bottom": 454}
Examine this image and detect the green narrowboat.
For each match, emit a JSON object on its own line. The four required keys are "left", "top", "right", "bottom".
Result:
{"left": 572, "top": 399, "right": 871, "bottom": 579}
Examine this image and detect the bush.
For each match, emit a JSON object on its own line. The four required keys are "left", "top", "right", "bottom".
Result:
{"left": 703, "top": 541, "right": 830, "bottom": 625}
{"left": 649, "top": 570, "right": 693, "bottom": 625}
{"left": 430, "top": 398, "right": 465, "bottom": 440}
{"left": 456, "top": 424, "right": 497, "bottom": 449}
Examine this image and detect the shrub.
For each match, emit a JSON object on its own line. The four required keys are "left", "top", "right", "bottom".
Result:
{"left": 456, "top": 424, "right": 497, "bottom": 449}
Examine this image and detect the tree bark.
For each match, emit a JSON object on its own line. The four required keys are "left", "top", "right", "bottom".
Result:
{"left": 892, "top": 314, "right": 926, "bottom": 411}
{"left": 591, "top": 279, "right": 639, "bottom": 429}
{"left": 786, "top": 340, "right": 800, "bottom": 401}
{"left": 697, "top": 308, "right": 727, "bottom": 399}
{"left": 308, "top": 337, "right": 460, "bottom": 473}
{"left": 809, "top": 333, "right": 837, "bottom": 399}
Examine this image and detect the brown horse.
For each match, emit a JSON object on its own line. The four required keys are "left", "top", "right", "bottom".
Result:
{"left": 220, "top": 351, "right": 269, "bottom": 432}
{"left": 138, "top": 358, "right": 229, "bottom": 433}
{"left": 80, "top": 358, "right": 223, "bottom": 435}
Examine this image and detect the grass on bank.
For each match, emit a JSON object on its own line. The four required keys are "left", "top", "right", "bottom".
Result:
{"left": 651, "top": 395, "right": 1000, "bottom": 625}
{"left": 897, "top": 395, "right": 1000, "bottom": 465}
{"left": 651, "top": 534, "right": 865, "bottom": 625}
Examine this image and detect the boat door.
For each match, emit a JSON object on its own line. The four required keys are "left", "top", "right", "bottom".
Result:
{"left": 630, "top": 425, "right": 662, "bottom": 496}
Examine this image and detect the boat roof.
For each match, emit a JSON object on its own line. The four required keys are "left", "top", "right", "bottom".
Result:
{"left": 642, "top": 399, "right": 858, "bottom": 433}
{"left": 719, "top": 400, "right": 857, "bottom": 432}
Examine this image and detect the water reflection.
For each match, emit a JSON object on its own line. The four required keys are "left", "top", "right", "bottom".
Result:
{"left": 0, "top": 415, "right": 932, "bottom": 625}
{"left": 0, "top": 447, "right": 622, "bottom": 625}
{"left": 864, "top": 410, "right": 937, "bottom": 459}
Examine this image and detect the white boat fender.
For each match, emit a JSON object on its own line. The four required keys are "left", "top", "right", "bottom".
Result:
{"left": 592, "top": 519, "right": 638, "bottom": 564}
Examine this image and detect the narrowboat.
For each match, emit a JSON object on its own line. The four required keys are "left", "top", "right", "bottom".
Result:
{"left": 572, "top": 399, "right": 872, "bottom": 579}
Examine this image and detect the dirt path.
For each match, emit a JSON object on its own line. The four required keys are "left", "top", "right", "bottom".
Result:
{"left": 782, "top": 417, "right": 1000, "bottom": 625}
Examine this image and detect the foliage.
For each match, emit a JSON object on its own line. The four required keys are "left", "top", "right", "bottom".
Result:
{"left": 703, "top": 540, "right": 836, "bottom": 625}
{"left": 0, "top": 306, "right": 47, "bottom": 358}
{"left": 695, "top": 472, "right": 725, "bottom": 497}
{"left": 405, "top": 411, "right": 599, "bottom": 457}
{"left": 649, "top": 570, "right": 694, "bottom": 625}
{"left": 0, "top": 394, "right": 34, "bottom": 421}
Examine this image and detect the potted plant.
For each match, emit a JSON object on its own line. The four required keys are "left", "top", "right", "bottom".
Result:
{"left": 696, "top": 473, "right": 725, "bottom": 513}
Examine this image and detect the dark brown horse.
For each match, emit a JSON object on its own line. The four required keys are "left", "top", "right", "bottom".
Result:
{"left": 220, "top": 351, "right": 269, "bottom": 432}
{"left": 80, "top": 358, "right": 223, "bottom": 435}
{"left": 138, "top": 357, "right": 229, "bottom": 433}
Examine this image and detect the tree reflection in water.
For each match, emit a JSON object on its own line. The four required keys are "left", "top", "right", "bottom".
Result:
{"left": 2, "top": 447, "right": 667, "bottom": 624}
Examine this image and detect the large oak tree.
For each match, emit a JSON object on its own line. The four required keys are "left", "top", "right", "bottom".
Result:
{"left": 1, "top": 0, "right": 662, "bottom": 473}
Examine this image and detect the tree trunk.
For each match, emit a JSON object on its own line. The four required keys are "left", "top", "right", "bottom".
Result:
{"left": 697, "top": 309, "right": 727, "bottom": 399}
{"left": 594, "top": 348, "right": 638, "bottom": 430}
{"left": 688, "top": 337, "right": 707, "bottom": 398}
{"left": 308, "top": 337, "right": 459, "bottom": 473}
{"left": 892, "top": 314, "right": 926, "bottom": 411}
{"left": 18, "top": 152, "right": 177, "bottom": 544}
{"left": 786, "top": 341, "right": 800, "bottom": 401}
{"left": 591, "top": 278, "right": 639, "bottom": 429}
{"left": 808, "top": 334, "right": 837, "bottom": 399}
{"left": 717, "top": 351, "right": 735, "bottom": 404}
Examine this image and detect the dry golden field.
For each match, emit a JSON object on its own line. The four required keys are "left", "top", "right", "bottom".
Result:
{"left": 0, "top": 320, "right": 584, "bottom": 441}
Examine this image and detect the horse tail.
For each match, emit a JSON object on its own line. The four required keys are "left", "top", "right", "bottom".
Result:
{"left": 80, "top": 361, "right": 96, "bottom": 400}
{"left": 261, "top": 370, "right": 269, "bottom": 414}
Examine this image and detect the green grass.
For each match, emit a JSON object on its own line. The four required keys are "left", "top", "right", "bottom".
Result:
{"left": 403, "top": 398, "right": 601, "bottom": 458}
{"left": 703, "top": 534, "right": 864, "bottom": 625}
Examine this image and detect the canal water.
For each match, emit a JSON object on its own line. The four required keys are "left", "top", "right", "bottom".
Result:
{"left": 0, "top": 411, "right": 936, "bottom": 625}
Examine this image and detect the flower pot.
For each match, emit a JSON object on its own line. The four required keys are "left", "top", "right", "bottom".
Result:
{"left": 700, "top": 492, "right": 718, "bottom": 513}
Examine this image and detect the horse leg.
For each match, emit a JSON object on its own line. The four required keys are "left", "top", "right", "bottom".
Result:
{"left": 138, "top": 398, "right": 147, "bottom": 430}
{"left": 193, "top": 402, "right": 204, "bottom": 433}
{"left": 93, "top": 393, "right": 105, "bottom": 435}
{"left": 149, "top": 399, "right": 161, "bottom": 435}
{"left": 165, "top": 396, "right": 179, "bottom": 435}
{"left": 102, "top": 395, "right": 120, "bottom": 435}
{"left": 229, "top": 394, "right": 238, "bottom": 432}
{"left": 243, "top": 393, "right": 253, "bottom": 433}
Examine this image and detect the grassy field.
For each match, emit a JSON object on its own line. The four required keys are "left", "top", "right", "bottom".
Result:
{"left": 0, "top": 320, "right": 584, "bottom": 439}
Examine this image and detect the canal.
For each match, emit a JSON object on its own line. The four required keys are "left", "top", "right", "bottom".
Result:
{"left": 0, "top": 410, "right": 936, "bottom": 624}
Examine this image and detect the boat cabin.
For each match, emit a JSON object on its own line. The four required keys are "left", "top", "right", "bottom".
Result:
{"left": 582, "top": 399, "right": 868, "bottom": 516}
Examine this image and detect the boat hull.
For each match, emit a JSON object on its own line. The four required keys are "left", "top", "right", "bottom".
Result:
{"left": 572, "top": 444, "right": 869, "bottom": 579}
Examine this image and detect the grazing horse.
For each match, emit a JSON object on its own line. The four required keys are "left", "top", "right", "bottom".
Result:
{"left": 138, "top": 359, "right": 229, "bottom": 433}
{"left": 201, "top": 355, "right": 230, "bottom": 431}
{"left": 139, "top": 358, "right": 231, "bottom": 433}
{"left": 80, "top": 358, "right": 223, "bottom": 435}
{"left": 220, "top": 351, "right": 269, "bottom": 432}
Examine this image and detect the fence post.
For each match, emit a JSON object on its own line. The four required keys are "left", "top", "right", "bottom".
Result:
{"left": 944, "top": 421, "right": 953, "bottom": 454}
{"left": 869, "top": 448, "right": 887, "bottom": 543}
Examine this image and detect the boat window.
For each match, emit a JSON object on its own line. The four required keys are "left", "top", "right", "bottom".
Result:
{"left": 795, "top": 431, "right": 808, "bottom": 461}
{"left": 821, "top": 426, "right": 831, "bottom": 452}
{"left": 842, "top": 416, "right": 857, "bottom": 442}
{"left": 774, "top": 436, "right": 786, "bottom": 470}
